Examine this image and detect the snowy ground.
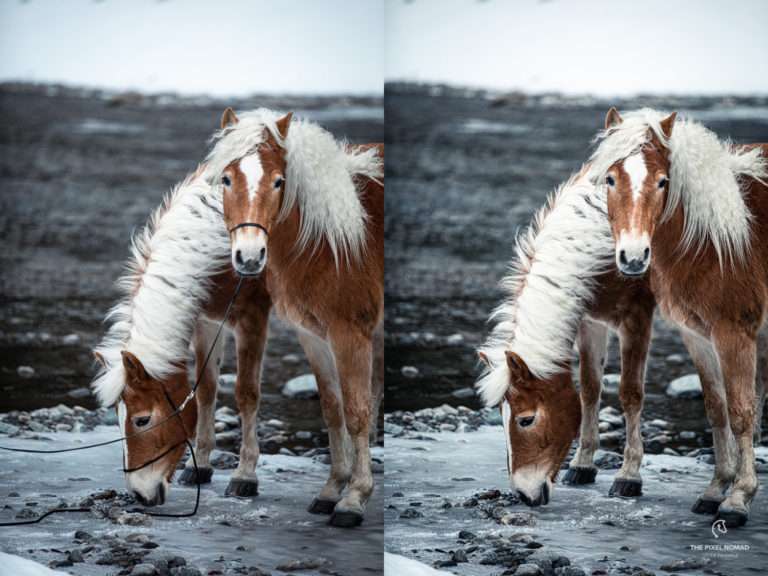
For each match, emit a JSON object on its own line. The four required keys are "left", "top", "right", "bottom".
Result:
{"left": 0, "top": 427, "right": 384, "bottom": 575}
{"left": 384, "top": 425, "right": 768, "bottom": 576}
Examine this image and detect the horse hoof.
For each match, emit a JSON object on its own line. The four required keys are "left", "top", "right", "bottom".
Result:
{"left": 178, "top": 467, "right": 213, "bottom": 485}
{"left": 225, "top": 478, "right": 259, "bottom": 497}
{"left": 308, "top": 498, "right": 338, "bottom": 515}
{"left": 715, "top": 506, "right": 748, "bottom": 528}
{"left": 329, "top": 509, "right": 364, "bottom": 528}
{"left": 562, "top": 466, "right": 597, "bottom": 485}
{"left": 609, "top": 478, "right": 642, "bottom": 498}
{"left": 691, "top": 497, "right": 722, "bottom": 515}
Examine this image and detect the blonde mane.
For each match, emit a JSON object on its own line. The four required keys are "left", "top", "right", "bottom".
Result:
{"left": 91, "top": 167, "right": 230, "bottom": 407}
{"left": 476, "top": 168, "right": 614, "bottom": 407}
{"left": 203, "top": 108, "right": 382, "bottom": 267}
{"left": 588, "top": 108, "right": 768, "bottom": 267}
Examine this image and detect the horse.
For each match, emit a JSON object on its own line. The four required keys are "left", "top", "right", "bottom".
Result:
{"left": 203, "top": 107, "right": 384, "bottom": 527}
{"left": 91, "top": 167, "right": 276, "bottom": 505}
{"left": 591, "top": 106, "right": 768, "bottom": 527}
{"left": 476, "top": 168, "right": 743, "bottom": 510}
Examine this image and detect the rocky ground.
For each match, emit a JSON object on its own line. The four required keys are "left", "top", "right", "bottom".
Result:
{"left": 0, "top": 404, "right": 384, "bottom": 575}
{"left": 384, "top": 406, "right": 768, "bottom": 576}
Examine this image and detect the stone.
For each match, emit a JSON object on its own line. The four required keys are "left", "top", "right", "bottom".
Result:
{"left": 666, "top": 353, "right": 686, "bottom": 365}
{"left": 516, "top": 564, "right": 543, "bottom": 576}
{"left": 281, "top": 374, "right": 318, "bottom": 398}
{"left": 452, "top": 387, "right": 475, "bottom": 399}
{"left": 132, "top": 564, "right": 158, "bottom": 576}
{"left": 666, "top": 374, "right": 702, "bottom": 399}
{"left": 601, "top": 373, "right": 621, "bottom": 393}
{"left": 401, "top": 365, "right": 419, "bottom": 378}
{"left": 446, "top": 333, "right": 465, "bottom": 345}
{"left": 67, "top": 387, "right": 91, "bottom": 399}
{"left": 281, "top": 353, "right": 301, "bottom": 365}
{"left": 17, "top": 366, "right": 35, "bottom": 378}
{"left": 0, "top": 422, "right": 20, "bottom": 435}
{"left": 62, "top": 333, "right": 81, "bottom": 345}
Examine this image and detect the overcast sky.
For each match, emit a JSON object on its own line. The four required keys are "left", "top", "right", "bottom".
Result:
{"left": 386, "top": 0, "right": 768, "bottom": 95}
{"left": 0, "top": 0, "right": 384, "bottom": 96}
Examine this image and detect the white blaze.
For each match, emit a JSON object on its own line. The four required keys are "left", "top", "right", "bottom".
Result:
{"left": 239, "top": 154, "right": 264, "bottom": 202}
{"left": 623, "top": 153, "right": 648, "bottom": 202}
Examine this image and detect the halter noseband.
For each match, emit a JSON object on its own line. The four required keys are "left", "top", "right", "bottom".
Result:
{"left": 229, "top": 222, "right": 269, "bottom": 236}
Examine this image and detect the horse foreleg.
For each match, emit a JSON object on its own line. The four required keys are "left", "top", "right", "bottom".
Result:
{"left": 712, "top": 326, "right": 758, "bottom": 527}
{"left": 680, "top": 330, "right": 737, "bottom": 514}
{"left": 564, "top": 318, "right": 608, "bottom": 485}
{"left": 609, "top": 312, "right": 651, "bottom": 497}
{"left": 327, "top": 325, "right": 373, "bottom": 528}
{"left": 297, "top": 329, "right": 353, "bottom": 515}
{"left": 179, "top": 318, "right": 224, "bottom": 485}
{"left": 370, "top": 324, "right": 384, "bottom": 444}
{"left": 225, "top": 310, "right": 269, "bottom": 498}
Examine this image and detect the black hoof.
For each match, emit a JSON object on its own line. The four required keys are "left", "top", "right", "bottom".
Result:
{"left": 562, "top": 466, "right": 597, "bottom": 485}
{"left": 691, "top": 497, "right": 723, "bottom": 515}
{"left": 225, "top": 478, "right": 259, "bottom": 497}
{"left": 715, "top": 507, "right": 748, "bottom": 528}
{"left": 329, "top": 509, "right": 364, "bottom": 528}
{"left": 609, "top": 478, "right": 642, "bottom": 498}
{"left": 178, "top": 467, "right": 213, "bottom": 485}
{"left": 308, "top": 498, "right": 338, "bottom": 515}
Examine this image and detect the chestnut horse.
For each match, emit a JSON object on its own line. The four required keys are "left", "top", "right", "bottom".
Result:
{"left": 477, "top": 168, "right": 743, "bottom": 509}
{"left": 92, "top": 168, "right": 277, "bottom": 505}
{"left": 592, "top": 107, "right": 768, "bottom": 527}
{"left": 204, "top": 107, "right": 384, "bottom": 527}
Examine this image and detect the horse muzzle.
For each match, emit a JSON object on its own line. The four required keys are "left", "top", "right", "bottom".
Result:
{"left": 231, "top": 224, "right": 268, "bottom": 276}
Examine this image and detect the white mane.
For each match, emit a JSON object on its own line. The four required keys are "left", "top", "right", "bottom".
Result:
{"left": 588, "top": 108, "right": 768, "bottom": 267}
{"left": 91, "top": 168, "right": 230, "bottom": 407}
{"left": 203, "top": 108, "right": 382, "bottom": 266}
{"left": 476, "top": 168, "right": 614, "bottom": 407}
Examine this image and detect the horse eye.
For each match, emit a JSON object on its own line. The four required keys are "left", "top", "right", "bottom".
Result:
{"left": 658, "top": 177, "right": 668, "bottom": 189}
{"left": 605, "top": 175, "right": 615, "bottom": 187}
{"left": 133, "top": 416, "right": 151, "bottom": 428}
{"left": 221, "top": 175, "right": 231, "bottom": 187}
{"left": 274, "top": 176, "right": 284, "bottom": 189}
{"left": 517, "top": 415, "right": 535, "bottom": 428}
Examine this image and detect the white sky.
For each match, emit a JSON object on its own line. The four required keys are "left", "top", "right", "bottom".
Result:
{"left": 0, "top": 0, "right": 384, "bottom": 96}
{"left": 385, "top": 0, "right": 768, "bottom": 95}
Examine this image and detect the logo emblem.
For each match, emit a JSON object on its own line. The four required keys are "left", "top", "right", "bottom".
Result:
{"left": 711, "top": 519, "right": 727, "bottom": 539}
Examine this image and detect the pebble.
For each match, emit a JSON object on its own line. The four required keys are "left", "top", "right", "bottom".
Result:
{"left": 67, "top": 387, "right": 91, "bottom": 399}
{"left": 666, "top": 353, "right": 686, "bottom": 365}
{"left": 275, "top": 558, "right": 329, "bottom": 571}
{"left": 666, "top": 374, "right": 702, "bottom": 399}
{"left": 445, "top": 333, "right": 465, "bottom": 345}
{"left": 498, "top": 511, "right": 536, "bottom": 526}
{"left": 61, "top": 333, "right": 81, "bottom": 345}
{"left": 401, "top": 365, "right": 419, "bottom": 378}
{"left": 516, "top": 564, "right": 543, "bottom": 576}
{"left": 132, "top": 563, "right": 158, "bottom": 576}
{"left": 17, "top": 366, "right": 35, "bottom": 378}
{"left": 281, "top": 353, "right": 301, "bottom": 365}
{"left": 452, "top": 386, "right": 475, "bottom": 399}
{"left": 400, "top": 508, "right": 423, "bottom": 519}
{"left": 0, "top": 422, "right": 20, "bottom": 435}
{"left": 281, "top": 374, "right": 318, "bottom": 398}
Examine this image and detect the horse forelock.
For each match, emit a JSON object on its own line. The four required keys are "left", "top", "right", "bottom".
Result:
{"left": 204, "top": 108, "right": 380, "bottom": 268}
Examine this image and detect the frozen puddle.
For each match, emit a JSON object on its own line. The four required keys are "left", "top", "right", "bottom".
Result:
{"left": 0, "top": 427, "right": 383, "bottom": 575}
{"left": 385, "top": 427, "right": 768, "bottom": 575}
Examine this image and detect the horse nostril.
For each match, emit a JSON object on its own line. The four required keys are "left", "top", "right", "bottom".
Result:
{"left": 619, "top": 250, "right": 628, "bottom": 265}
{"left": 643, "top": 247, "right": 650, "bottom": 260}
{"left": 235, "top": 250, "right": 244, "bottom": 266}
{"left": 259, "top": 247, "right": 266, "bottom": 260}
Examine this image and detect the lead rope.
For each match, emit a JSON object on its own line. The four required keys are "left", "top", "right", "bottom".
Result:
{"left": 0, "top": 276, "right": 245, "bottom": 526}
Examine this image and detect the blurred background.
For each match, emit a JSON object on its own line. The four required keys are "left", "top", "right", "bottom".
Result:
{"left": 0, "top": 0, "right": 383, "bottom": 448}
{"left": 384, "top": 0, "right": 768, "bottom": 444}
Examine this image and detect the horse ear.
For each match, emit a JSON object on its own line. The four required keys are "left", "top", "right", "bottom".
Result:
{"left": 605, "top": 107, "right": 623, "bottom": 129}
{"left": 477, "top": 351, "right": 490, "bottom": 368}
{"left": 276, "top": 112, "right": 293, "bottom": 140}
{"left": 121, "top": 351, "right": 149, "bottom": 383}
{"left": 220, "top": 107, "right": 239, "bottom": 129}
{"left": 93, "top": 351, "right": 106, "bottom": 369}
{"left": 505, "top": 350, "right": 531, "bottom": 383}
{"left": 660, "top": 112, "right": 677, "bottom": 140}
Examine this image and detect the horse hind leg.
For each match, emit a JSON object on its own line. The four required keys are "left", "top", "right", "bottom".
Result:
{"left": 297, "top": 329, "right": 353, "bottom": 515}
{"left": 563, "top": 319, "right": 608, "bottom": 486}
{"left": 225, "top": 306, "right": 269, "bottom": 498}
{"left": 179, "top": 318, "right": 225, "bottom": 485}
{"left": 753, "top": 329, "right": 767, "bottom": 445}
{"left": 609, "top": 311, "right": 652, "bottom": 498}
{"left": 681, "top": 331, "right": 737, "bottom": 515}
